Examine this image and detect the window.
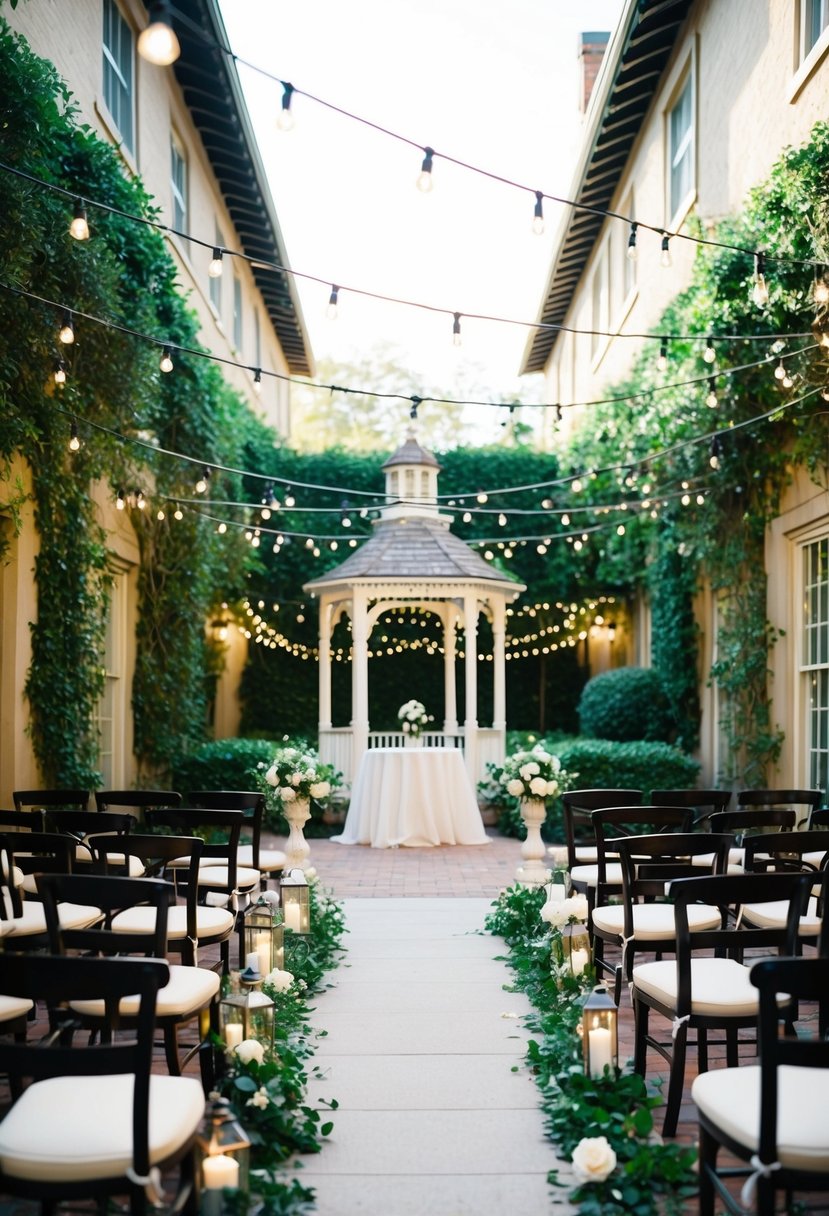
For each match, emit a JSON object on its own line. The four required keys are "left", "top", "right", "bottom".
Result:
{"left": 170, "top": 131, "right": 187, "bottom": 233}
{"left": 102, "top": 0, "right": 134, "bottom": 154}
{"left": 233, "top": 275, "right": 243, "bottom": 352}
{"left": 801, "top": 0, "right": 829, "bottom": 60}
{"left": 668, "top": 74, "right": 694, "bottom": 220}
{"left": 95, "top": 569, "right": 127, "bottom": 787}
{"left": 802, "top": 537, "right": 829, "bottom": 796}
{"left": 210, "top": 224, "right": 223, "bottom": 316}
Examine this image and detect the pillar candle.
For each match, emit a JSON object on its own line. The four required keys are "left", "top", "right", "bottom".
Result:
{"left": 588, "top": 1026, "right": 613, "bottom": 1077}
{"left": 547, "top": 883, "right": 566, "bottom": 902}
{"left": 223, "top": 1023, "right": 243, "bottom": 1049}
{"left": 256, "top": 934, "right": 271, "bottom": 977}
{"left": 202, "top": 1154, "right": 239, "bottom": 1190}
{"left": 245, "top": 950, "right": 260, "bottom": 974}
{"left": 283, "top": 902, "right": 301, "bottom": 932}
{"left": 570, "top": 948, "right": 589, "bottom": 976}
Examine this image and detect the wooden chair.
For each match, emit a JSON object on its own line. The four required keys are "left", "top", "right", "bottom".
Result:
{"left": 12, "top": 789, "right": 89, "bottom": 812}
{"left": 560, "top": 789, "right": 643, "bottom": 912}
{"left": 38, "top": 872, "right": 220, "bottom": 1081}
{"left": 190, "top": 790, "right": 286, "bottom": 888}
{"left": 0, "top": 811, "right": 45, "bottom": 832}
{"left": 0, "top": 832, "right": 101, "bottom": 951}
{"left": 0, "top": 952, "right": 202, "bottom": 1215}
{"left": 631, "top": 870, "right": 810, "bottom": 1137}
{"left": 709, "top": 808, "right": 797, "bottom": 873}
{"left": 42, "top": 809, "right": 141, "bottom": 878}
{"left": 651, "top": 788, "right": 732, "bottom": 828}
{"left": 95, "top": 789, "right": 182, "bottom": 825}
{"left": 738, "top": 830, "right": 829, "bottom": 939}
{"left": 736, "top": 788, "right": 823, "bottom": 830}
{"left": 694, "top": 952, "right": 829, "bottom": 1216}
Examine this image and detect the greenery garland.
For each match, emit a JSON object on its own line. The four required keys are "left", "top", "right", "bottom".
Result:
{"left": 485, "top": 886, "right": 696, "bottom": 1216}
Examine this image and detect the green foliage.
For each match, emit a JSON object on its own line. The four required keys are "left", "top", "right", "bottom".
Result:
{"left": 171, "top": 737, "right": 281, "bottom": 796}
{"left": 283, "top": 877, "right": 348, "bottom": 993}
{"left": 577, "top": 668, "right": 674, "bottom": 743}
{"left": 554, "top": 739, "right": 699, "bottom": 798}
{"left": 485, "top": 887, "right": 697, "bottom": 1216}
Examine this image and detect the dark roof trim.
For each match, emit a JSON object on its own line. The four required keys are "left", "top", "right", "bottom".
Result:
{"left": 158, "top": 0, "right": 313, "bottom": 375}
{"left": 520, "top": 0, "right": 693, "bottom": 376}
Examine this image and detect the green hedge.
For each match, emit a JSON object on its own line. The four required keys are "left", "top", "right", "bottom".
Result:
{"left": 577, "top": 667, "right": 674, "bottom": 742}
{"left": 171, "top": 738, "right": 279, "bottom": 798}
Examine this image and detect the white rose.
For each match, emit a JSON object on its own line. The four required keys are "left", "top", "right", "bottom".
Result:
{"left": 529, "top": 776, "right": 548, "bottom": 797}
{"left": 540, "top": 900, "right": 568, "bottom": 927}
{"left": 246, "top": 1086, "right": 270, "bottom": 1110}
{"left": 304, "top": 866, "right": 318, "bottom": 881}
{"left": 572, "top": 1136, "right": 617, "bottom": 1184}
{"left": 310, "top": 781, "right": 330, "bottom": 799}
{"left": 291, "top": 773, "right": 302, "bottom": 786}
{"left": 547, "top": 846, "right": 569, "bottom": 867}
{"left": 266, "top": 967, "right": 295, "bottom": 993}
{"left": 545, "top": 780, "right": 559, "bottom": 796}
{"left": 280, "top": 786, "right": 296, "bottom": 802}
{"left": 265, "top": 766, "right": 279, "bottom": 787}
{"left": 568, "top": 894, "right": 589, "bottom": 921}
{"left": 234, "top": 1038, "right": 264, "bottom": 1066}
{"left": 402, "top": 721, "right": 410, "bottom": 733}
{"left": 519, "top": 764, "right": 533, "bottom": 782}
{"left": 506, "top": 779, "right": 524, "bottom": 797}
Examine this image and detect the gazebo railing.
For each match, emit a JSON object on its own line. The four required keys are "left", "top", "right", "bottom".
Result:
{"left": 368, "top": 730, "right": 463, "bottom": 750}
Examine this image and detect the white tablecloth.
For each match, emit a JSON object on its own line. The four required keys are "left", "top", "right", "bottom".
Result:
{"left": 334, "top": 747, "right": 490, "bottom": 848}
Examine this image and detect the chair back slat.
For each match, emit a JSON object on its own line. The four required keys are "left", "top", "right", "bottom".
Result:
{"left": 561, "top": 789, "right": 643, "bottom": 867}
{"left": 38, "top": 872, "right": 171, "bottom": 960}
{"left": 607, "top": 832, "right": 732, "bottom": 941}
{"left": 737, "top": 788, "right": 822, "bottom": 829}
{"left": 12, "top": 789, "right": 89, "bottom": 811}
{"left": 650, "top": 788, "right": 732, "bottom": 827}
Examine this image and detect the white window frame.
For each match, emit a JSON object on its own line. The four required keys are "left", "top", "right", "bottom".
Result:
{"left": 665, "top": 66, "right": 695, "bottom": 227}
{"left": 102, "top": 0, "right": 135, "bottom": 155}
{"left": 233, "top": 275, "right": 243, "bottom": 353}
{"left": 790, "top": 0, "right": 829, "bottom": 99}
{"left": 799, "top": 533, "right": 829, "bottom": 798}
{"left": 170, "top": 130, "right": 188, "bottom": 235}
{"left": 95, "top": 567, "right": 128, "bottom": 788}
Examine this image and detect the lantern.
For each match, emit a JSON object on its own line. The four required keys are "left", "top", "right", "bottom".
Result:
{"left": 581, "top": 984, "right": 618, "bottom": 1078}
{"left": 242, "top": 893, "right": 284, "bottom": 976}
{"left": 219, "top": 973, "right": 274, "bottom": 1049}
{"left": 195, "top": 1093, "right": 250, "bottom": 1215}
{"left": 561, "top": 921, "right": 591, "bottom": 976}
{"left": 280, "top": 867, "right": 310, "bottom": 935}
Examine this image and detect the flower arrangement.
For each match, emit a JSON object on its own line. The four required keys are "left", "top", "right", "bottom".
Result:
{"left": 397, "top": 699, "right": 433, "bottom": 738}
{"left": 256, "top": 743, "right": 339, "bottom": 806}
{"left": 499, "top": 743, "right": 568, "bottom": 801}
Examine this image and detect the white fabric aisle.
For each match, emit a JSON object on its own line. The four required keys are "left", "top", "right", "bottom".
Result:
{"left": 299, "top": 897, "right": 573, "bottom": 1215}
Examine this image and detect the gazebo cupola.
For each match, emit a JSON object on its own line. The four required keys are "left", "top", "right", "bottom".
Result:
{"left": 380, "top": 430, "right": 442, "bottom": 521}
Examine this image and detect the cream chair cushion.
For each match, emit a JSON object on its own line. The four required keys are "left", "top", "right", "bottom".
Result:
{"left": 570, "top": 863, "right": 623, "bottom": 889}
{"left": 75, "top": 842, "right": 145, "bottom": 877}
{"left": 0, "top": 1073, "right": 204, "bottom": 1181}
{"left": 1, "top": 897, "right": 102, "bottom": 939}
{"left": 194, "top": 864, "right": 260, "bottom": 891}
{"left": 70, "top": 964, "right": 219, "bottom": 1020}
{"left": 592, "top": 902, "right": 721, "bottom": 940}
{"left": 111, "top": 904, "right": 234, "bottom": 940}
{"left": 0, "top": 996, "right": 33, "bottom": 1022}
{"left": 633, "top": 956, "right": 787, "bottom": 1017}
{"left": 693, "top": 1064, "right": 829, "bottom": 1171}
{"left": 691, "top": 848, "right": 745, "bottom": 871}
{"left": 740, "top": 895, "right": 822, "bottom": 936}
{"left": 237, "top": 845, "right": 285, "bottom": 873}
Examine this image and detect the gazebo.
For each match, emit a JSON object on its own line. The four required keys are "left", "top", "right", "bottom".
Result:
{"left": 304, "top": 431, "right": 525, "bottom": 788}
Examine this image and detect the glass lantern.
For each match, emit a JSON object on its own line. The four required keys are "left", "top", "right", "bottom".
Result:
{"left": 581, "top": 984, "right": 618, "bottom": 1078}
{"left": 561, "top": 921, "right": 591, "bottom": 977}
{"left": 220, "top": 974, "right": 275, "bottom": 1050}
{"left": 280, "top": 868, "right": 310, "bottom": 935}
{"left": 243, "top": 894, "right": 284, "bottom": 976}
{"left": 195, "top": 1093, "right": 250, "bottom": 1215}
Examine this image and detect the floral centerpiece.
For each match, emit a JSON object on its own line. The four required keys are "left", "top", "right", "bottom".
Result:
{"left": 397, "top": 699, "right": 433, "bottom": 738}
{"left": 256, "top": 743, "right": 339, "bottom": 808}
{"left": 500, "top": 742, "right": 565, "bottom": 801}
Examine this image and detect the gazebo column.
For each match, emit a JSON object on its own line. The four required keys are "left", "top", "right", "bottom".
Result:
{"left": 491, "top": 598, "right": 506, "bottom": 736}
{"left": 442, "top": 605, "right": 458, "bottom": 737}
{"left": 463, "top": 594, "right": 478, "bottom": 785}
{"left": 318, "top": 599, "right": 332, "bottom": 730}
{"left": 351, "top": 590, "right": 370, "bottom": 779}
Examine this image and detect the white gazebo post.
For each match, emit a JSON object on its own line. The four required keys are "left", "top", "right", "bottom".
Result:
{"left": 491, "top": 598, "right": 506, "bottom": 733}
{"left": 463, "top": 593, "right": 479, "bottom": 787}
{"left": 318, "top": 599, "right": 332, "bottom": 731}
{"left": 350, "top": 588, "right": 370, "bottom": 778}
{"left": 442, "top": 604, "right": 458, "bottom": 736}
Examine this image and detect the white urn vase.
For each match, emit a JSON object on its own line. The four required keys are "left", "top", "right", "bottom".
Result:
{"left": 283, "top": 795, "right": 312, "bottom": 870}
{"left": 516, "top": 796, "right": 551, "bottom": 886}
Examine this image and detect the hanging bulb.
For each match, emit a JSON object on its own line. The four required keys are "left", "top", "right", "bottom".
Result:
{"left": 462, "top": 511, "right": 472, "bottom": 523}
{"left": 54, "top": 359, "right": 67, "bottom": 386}
{"left": 452, "top": 312, "right": 462, "bottom": 347}
{"left": 752, "top": 251, "right": 769, "bottom": 307}
{"left": 195, "top": 466, "right": 210, "bottom": 494}
{"left": 705, "top": 377, "right": 718, "bottom": 409}
{"left": 284, "top": 490, "right": 296, "bottom": 507}
{"left": 326, "top": 285, "right": 339, "bottom": 320}
{"left": 136, "top": 490, "right": 146, "bottom": 510}
{"left": 69, "top": 199, "right": 89, "bottom": 241}
{"left": 157, "top": 508, "right": 166, "bottom": 521}
{"left": 278, "top": 82, "right": 295, "bottom": 131}
{"left": 626, "top": 221, "right": 638, "bottom": 261}
{"left": 709, "top": 437, "right": 721, "bottom": 470}
{"left": 59, "top": 310, "right": 75, "bottom": 344}
{"left": 253, "top": 368, "right": 262, "bottom": 396}
{"left": 532, "top": 191, "right": 544, "bottom": 236}
{"left": 498, "top": 513, "right": 507, "bottom": 527}
{"left": 572, "top": 479, "right": 583, "bottom": 493}
{"left": 208, "top": 247, "right": 224, "bottom": 278}
{"left": 174, "top": 507, "right": 184, "bottom": 520}
{"left": 814, "top": 268, "right": 829, "bottom": 304}
{"left": 159, "top": 345, "right": 173, "bottom": 373}
{"left": 416, "top": 146, "right": 434, "bottom": 193}
{"left": 68, "top": 420, "right": 80, "bottom": 452}
{"left": 137, "top": 2, "right": 180, "bottom": 65}
{"left": 812, "top": 316, "right": 829, "bottom": 348}
{"left": 782, "top": 370, "right": 794, "bottom": 389}
{"left": 116, "top": 488, "right": 126, "bottom": 511}
{"left": 660, "top": 232, "right": 672, "bottom": 268}
{"left": 476, "top": 491, "right": 488, "bottom": 504}
{"left": 656, "top": 339, "right": 668, "bottom": 372}
{"left": 703, "top": 337, "right": 716, "bottom": 364}
{"left": 774, "top": 358, "right": 786, "bottom": 381}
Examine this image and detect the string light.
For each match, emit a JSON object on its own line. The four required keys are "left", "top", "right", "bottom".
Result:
{"left": 277, "top": 82, "right": 295, "bottom": 131}
{"left": 416, "top": 146, "right": 434, "bottom": 192}
{"left": 409, "top": 396, "right": 420, "bottom": 421}
{"left": 660, "top": 232, "right": 672, "bottom": 268}
{"left": 58, "top": 310, "right": 74, "bottom": 344}
{"left": 781, "top": 367, "right": 794, "bottom": 389}
{"left": 703, "top": 337, "right": 716, "bottom": 364}
{"left": 157, "top": 508, "right": 165, "bottom": 520}
{"left": 452, "top": 312, "right": 462, "bottom": 347}
{"left": 159, "top": 345, "right": 173, "bottom": 373}
{"left": 208, "top": 247, "right": 224, "bottom": 278}
{"left": 705, "top": 378, "right": 718, "bottom": 409}
{"left": 174, "top": 506, "right": 184, "bottom": 520}
{"left": 253, "top": 367, "right": 262, "bottom": 395}
{"left": 116, "top": 488, "right": 126, "bottom": 510}
{"left": 626, "top": 221, "right": 638, "bottom": 261}
{"left": 136, "top": 489, "right": 146, "bottom": 510}
{"left": 68, "top": 420, "right": 80, "bottom": 451}
{"left": 709, "top": 436, "right": 722, "bottom": 470}
{"left": 753, "top": 251, "right": 769, "bottom": 307}
{"left": 137, "top": 2, "right": 180, "bottom": 66}
{"left": 774, "top": 358, "right": 786, "bottom": 381}
{"left": 532, "top": 191, "right": 544, "bottom": 236}
{"left": 195, "top": 466, "right": 211, "bottom": 494}
{"left": 53, "top": 359, "right": 66, "bottom": 385}
{"left": 326, "top": 285, "right": 339, "bottom": 320}
{"left": 69, "top": 199, "right": 89, "bottom": 241}
{"left": 656, "top": 339, "right": 668, "bottom": 372}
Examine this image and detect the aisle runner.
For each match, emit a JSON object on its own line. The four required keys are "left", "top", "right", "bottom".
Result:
{"left": 302, "top": 897, "right": 573, "bottom": 1216}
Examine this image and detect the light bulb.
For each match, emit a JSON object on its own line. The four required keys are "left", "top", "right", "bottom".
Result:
{"left": 703, "top": 338, "right": 716, "bottom": 364}
{"left": 705, "top": 379, "right": 718, "bottom": 409}
{"left": 498, "top": 513, "right": 507, "bottom": 527}
{"left": 69, "top": 200, "right": 89, "bottom": 241}
{"left": 774, "top": 359, "right": 785, "bottom": 381}
{"left": 208, "top": 247, "right": 223, "bottom": 278}
{"left": 681, "top": 493, "right": 690, "bottom": 506}
{"left": 54, "top": 360, "right": 66, "bottom": 385}
{"left": 572, "top": 479, "right": 582, "bottom": 493}
{"left": 59, "top": 311, "right": 74, "bottom": 344}
{"left": 463, "top": 511, "right": 472, "bottom": 523}
{"left": 782, "top": 372, "right": 793, "bottom": 388}
{"left": 710, "top": 453, "right": 720, "bottom": 470}
{"left": 626, "top": 221, "right": 638, "bottom": 261}
{"left": 656, "top": 340, "right": 668, "bottom": 372}
{"left": 561, "top": 513, "right": 570, "bottom": 526}
{"left": 660, "top": 232, "right": 672, "bottom": 268}
{"left": 752, "top": 252, "right": 769, "bottom": 307}
{"left": 116, "top": 489, "right": 126, "bottom": 511}
{"left": 278, "top": 82, "right": 295, "bottom": 130}
{"left": 326, "top": 286, "right": 339, "bottom": 320}
{"left": 195, "top": 467, "right": 210, "bottom": 494}
{"left": 822, "top": 386, "right": 829, "bottom": 402}
{"left": 174, "top": 507, "right": 183, "bottom": 520}
{"left": 285, "top": 492, "right": 295, "bottom": 507}
{"left": 159, "top": 346, "right": 173, "bottom": 373}
{"left": 532, "top": 191, "right": 544, "bottom": 236}
{"left": 452, "top": 312, "right": 462, "bottom": 347}
{"left": 253, "top": 368, "right": 262, "bottom": 395}
{"left": 815, "top": 274, "right": 829, "bottom": 304}
{"left": 68, "top": 421, "right": 80, "bottom": 452}
{"left": 136, "top": 490, "right": 146, "bottom": 510}
{"left": 616, "top": 524, "right": 625, "bottom": 536}
{"left": 416, "top": 146, "right": 434, "bottom": 192}
{"left": 157, "top": 508, "right": 165, "bottom": 520}
{"left": 476, "top": 491, "right": 488, "bottom": 504}
{"left": 137, "top": 3, "right": 180, "bottom": 65}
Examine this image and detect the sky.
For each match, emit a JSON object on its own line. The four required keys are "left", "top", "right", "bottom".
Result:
{"left": 219, "top": 0, "right": 625, "bottom": 444}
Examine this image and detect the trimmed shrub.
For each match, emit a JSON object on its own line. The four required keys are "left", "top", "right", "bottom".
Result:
{"left": 171, "top": 738, "right": 279, "bottom": 797}
{"left": 577, "top": 667, "right": 674, "bottom": 742}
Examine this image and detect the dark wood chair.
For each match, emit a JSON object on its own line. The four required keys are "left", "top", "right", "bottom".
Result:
{"left": 0, "top": 832, "right": 101, "bottom": 951}
{"left": 736, "top": 788, "right": 823, "bottom": 829}
{"left": 739, "top": 829, "right": 829, "bottom": 940}
{"left": 631, "top": 870, "right": 811, "bottom": 1137}
{"left": 560, "top": 789, "right": 643, "bottom": 912}
{"left": 694, "top": 951, "right": 829, "bottom": 1216}
{"left": 0, "top": 952, "right": 202, "bottom": 1215}
{"left": 95, "top": 789, "right": 181, "bottom": 825}
{"left": 190, "top": 790, "right": 285, "bottom": 888}
{"left": 42, "top": 809, "right": 139, "bottom": 876}
{"left": 13, "top": 789, "right": 89, "bottom": 812}
{"left": 709, "top": 808, "right": 797, "bottom": 873}
{"left": 651, "top": 788, "right": 732, "bottom": 828}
